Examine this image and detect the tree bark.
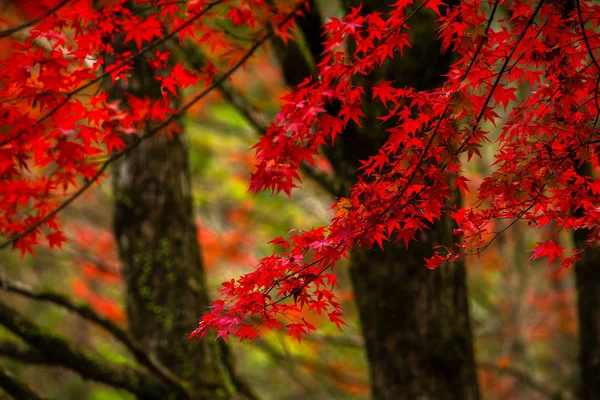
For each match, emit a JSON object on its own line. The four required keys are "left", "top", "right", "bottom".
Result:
{"left": 574, "top": 163, "right": 600, "bottom": 400}
{"left": 271, "top": 1, "right": 479, "bottom": 399}
{"left": 112, "top": 128, "right": 231, "bottom": 396}
{"left": 574, "top": 237, "right": 600, "bottom": 399}
{"left": 105, "top": 5, "right": 253, "bottom": 400}
{"left": 350, "top": 233, "right": 478, "bottom": 400}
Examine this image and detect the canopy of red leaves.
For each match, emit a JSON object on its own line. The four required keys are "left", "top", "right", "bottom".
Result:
{"left": 1, "top": 0, "right": 599, "bottom": 343}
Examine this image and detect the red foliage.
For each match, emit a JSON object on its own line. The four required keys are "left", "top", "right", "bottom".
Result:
{"left": 69, "top": 224, "right": 124, "bottom": 321}
{"left": 1, "top": 0, "right": 599, "bottom": 343}
{"left": 72, "top": 278, "right": 126, "bottom": 323}
{"left": 192, "top": 0, "right": 600, "bottom": 342}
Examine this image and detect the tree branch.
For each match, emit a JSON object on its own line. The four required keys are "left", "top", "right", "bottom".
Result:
{"left": 177, "top": 41, "right": 271, "bottom": 132}
{"left": 0, "top": 2, "right": 306, "bottom": 252}
{"left": 0, "top": 301, "right": 171, "bottom": 399}
{"left": 298, "top": 163, "right": 342, "bottom": 197}
{"left": 300, "top": 332, "right": 363, "bottom": 348}
{"left": 0, "top": 275, "right": 187, "bottom": 395}
{"left": 216, "top": 340, "right": 260, "bottom": 400}
{"left": 271, "top": 0, "right": 324, "bottom": 75}
{"left": 0, "top": 0, "right": 71, "bottom": 39}
{"left": 267, "top": 0, "right": 318, "bottom": 87}
{"left": 0, "top": 365, "right": 49, "bottom": 400}
{"left": 576, "top": 0, "right": 600, "bottom": 72}
{"left": 0, "top": 341, "right": 49, "bottom": 366}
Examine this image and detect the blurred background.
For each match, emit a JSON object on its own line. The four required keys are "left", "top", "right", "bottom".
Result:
{"left": 0, "top": 1, "right": 580, "bottom": 399}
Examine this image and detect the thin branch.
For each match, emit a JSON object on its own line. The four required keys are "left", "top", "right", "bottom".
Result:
{"left": 576, "top": 0, "right": 600, "bottom": 127}
{"left": 298, "top": 164, "right": 341, "bottom": 196}
{"left": 0, "top": 366, "right": 49, "bottom": 400}
{"left": 215, "top": 340, "right": 261, "bottom": 400}
{"left": 0, "top": 275, "right": 187, "bottom": 395}
{"left": 178, "top": 40, "right": 271, "bottom": 131}
{"left": 576, "top": 0, "right": 600, "bottom": 72}
{"left": 0, "top": 300, "right": 171, "bottom": 399}
{"left": 66, "top": 247, "right": 120, "bottom": 276}
{"left": 0, "top": 0, "right": 71, "bottom": 39}
{"left": 300, "top": 332, "right": 363, "bottom": 348}
{"left": 0, "top": 160, "right": 112, "bottom": 251}
{"left": 253, "top": 338, "right": 369, "bottom": 388}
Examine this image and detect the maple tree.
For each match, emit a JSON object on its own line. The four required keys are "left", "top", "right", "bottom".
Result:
{"left": 189, "top": 0, "right": 600, "bottom": 337}
{"left": 2, "top": 0, "right": 600, "bottom": 398}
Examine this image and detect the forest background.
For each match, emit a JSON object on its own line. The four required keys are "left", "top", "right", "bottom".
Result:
{"left": 0, "top": 0, "right": 592, "bottom": 399}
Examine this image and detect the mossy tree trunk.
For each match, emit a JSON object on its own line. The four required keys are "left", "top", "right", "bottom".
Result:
{"left": 272, "top": 1, "right": 479, "bottom": 398}
{"left": 104, "top": 5, "right": 253, "bottom": 400}
{"left": 112, "top": 131, "right": 234, "bottom": 398}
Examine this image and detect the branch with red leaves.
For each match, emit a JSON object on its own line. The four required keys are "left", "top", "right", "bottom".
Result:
{"left": 0, "top": 0, "right": 307, "bottom": 254}
{"left": 0, "top": 0, "right": 71, "bottom": 38}
{"left": 191, "top": 0, "right": 600, "bottom": 342}
{"left": 2, "top": 0, "right": 600, "bottom": 350}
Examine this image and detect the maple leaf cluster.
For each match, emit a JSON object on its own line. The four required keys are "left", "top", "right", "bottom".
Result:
{"left": 0, "top": 0, "right": 303, "bottom": 255}
{"left": 2, "top": 0, "right": 600, "bottom": 343}
{"left": 191, "top": 0, "right": 600, "bottom": 342}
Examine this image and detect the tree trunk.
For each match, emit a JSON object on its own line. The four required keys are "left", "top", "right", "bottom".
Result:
{"left": 271, "top": 1, "right": 479, "bottom": 399}
{"left": 574, "top": 237, "right": 600, "bottom": 399}
{"left": 105, "top": 5, "right": 253, "bottom": 400}
{"left": 346, "top": 6, "right": 480, "bottom": 395}
{"left": 113, "top": 131, "right": 233, "bottom": 397}
{"left": 574, "top": 163, "right": 600, "bottom": 400}
{"left": 350, "top": 240, "right": 477, "bottom": 399}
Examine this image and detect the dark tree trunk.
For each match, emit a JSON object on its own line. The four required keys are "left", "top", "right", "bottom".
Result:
{"left": 350, "top": 231, "right": 478, "bottom": 400}
{"left": 271, "top": 1, "right": 479, "bottom": 399}
{"left": 574, "top": 237, "right": 600, "bottom": 400}
{"left": 574, "top": 164, "right": 600, "bottom": 400}
{"left": 104, "top": 5, "right": 254, "bottom": 400}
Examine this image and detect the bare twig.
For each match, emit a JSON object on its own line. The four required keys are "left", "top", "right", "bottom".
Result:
{"left": 576, "top": 0, "right": 600, "bottom": 72}
{"left": 254, "top": 338, "right": 369, "bottom": 389}
{"left": 300, "top": 332, "right": 363, "bottom": 348}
